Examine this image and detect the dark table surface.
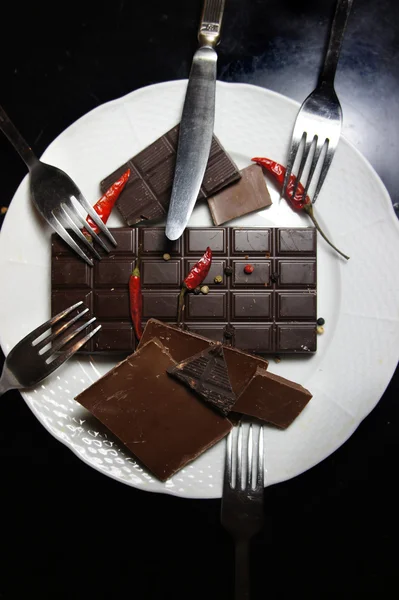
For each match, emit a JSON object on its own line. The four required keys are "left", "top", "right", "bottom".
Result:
{"left": 1, "top": 1, "right": 398, "bottom": 598}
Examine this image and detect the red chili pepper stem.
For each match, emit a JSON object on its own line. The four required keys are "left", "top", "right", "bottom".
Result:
{"left": 177, "top": 285, "right": 188, "bottom": 324}
{"left": 252, "top": 157, "right": 349, "bottom": 260}
{"left": 303, "top": 204, "right": 350, "bottom": 260}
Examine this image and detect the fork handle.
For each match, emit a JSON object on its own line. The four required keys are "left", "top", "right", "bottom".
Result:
{"left": 319, "top": 0, "right": 354, "bottom": 86}
{"left": 234, "top": 539, "right": 250, "bottom": 600}
{"left": 0, "top": 105, "right": 39, "bottom": 170}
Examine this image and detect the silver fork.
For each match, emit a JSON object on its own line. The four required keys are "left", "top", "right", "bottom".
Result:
{"left": 221, "top": 423, "right": 264, "bottom": 600}
{"left": 0, "top": 301, "right": 101, "bottom": 396}
{"left": 282, "top": 0, "right": 354, "bottom": 205}
{"left": 0, "top": 105, "right": 117, "bottom": 266}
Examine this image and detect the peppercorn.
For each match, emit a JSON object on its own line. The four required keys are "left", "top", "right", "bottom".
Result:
{"left": 317, "top": 325, "right": 324, "bottom": 335}
{"left": 193, "top": 287, "right": 201, "bottom": 295}
{"left": 244, "top": 264, "right": 254, "bottom": 274}
{"left": 214, "top": 275, "right": 223, "bottom": 284}
{"left": 270, "top": 272, "right": 278, "bottom": 284}
{"left": 163, "top": 253, "right": 171, "bottom": 261}
{"left": 224, "top": 266, "right": 233, "bottom": 276}
{"left": 317, "top": 317, "right": 325, "bottom": 326}
{"left": 201, "top": 285, "right": 210, "bottom": 295}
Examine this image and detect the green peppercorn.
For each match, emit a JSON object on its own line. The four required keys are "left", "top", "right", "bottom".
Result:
{"left": 201, "top": 285, "right": 210, "bottom": 295}
{"left": 214, "top": 275, "right": 223, "bottom": 284}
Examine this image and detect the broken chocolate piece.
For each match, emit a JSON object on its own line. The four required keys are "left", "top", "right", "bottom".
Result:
{"left": 168, "top": 344, "right": 236, "bottom": 416}
{"left": 207, "top": 164, "right": 272, "bottom": 226}
{"left": 233, "top": 367, "right": 312, "bottom": 429}
{"left": 100, "top": 125, "right": 241, "bottom": 226}
{"left": 139, "top": 319, "right": 269, "bottom": 398}
{"left": 75, "top": 338, "right": 232, "bottom": 481}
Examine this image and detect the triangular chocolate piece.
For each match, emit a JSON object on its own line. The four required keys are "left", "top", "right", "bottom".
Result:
{"left": 167, "top": 344, "right": 236, "bottom": 416}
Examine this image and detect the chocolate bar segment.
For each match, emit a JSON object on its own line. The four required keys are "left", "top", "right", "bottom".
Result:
{"left": 140, "top": 319, "right": 269, "bottom": 398}
{"left": 51, "top": 227, "right": 317, "bottom": 354}
{"left": 100, "top": 126, "right": 241, "bottom": 226}
{"left": 207, "top": 164, "right": 272, "bottom": 226}
{"left": 75, "top": 338, "right": 232, "bottom": 481}
{"left": 233, "top": 367, "right": 312, "bottom": 428}
{"left": 168, "top": 344, "right": 236, "bottom": 416}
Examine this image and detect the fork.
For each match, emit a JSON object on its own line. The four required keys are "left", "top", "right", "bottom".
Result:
{"left": 0, "top": 105, "right": 117, "bottom": 266}
{"left": 282, "top": 0, "right": 354, "bottom": 205}
{"left": 0, "top": 301, "right": 101, "bottom": 396}
{"left": 221, "top": 423, "right": 264, "bottom": 600}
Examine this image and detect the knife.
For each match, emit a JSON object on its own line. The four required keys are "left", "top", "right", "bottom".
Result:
{"left": 165, "top": 0, "right": 226, "bottom": 241}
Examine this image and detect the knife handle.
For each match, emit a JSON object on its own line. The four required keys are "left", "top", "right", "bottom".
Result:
{"left": 198, "top": 0, "right": 225, "bottom": 48}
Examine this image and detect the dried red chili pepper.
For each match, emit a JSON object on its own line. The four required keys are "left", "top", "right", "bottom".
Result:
{"left": 129, "top": 258, "right": 143, "bottom": 341}
{"left": 83, "top": 169, "right": 130, "bottom": 239}
{"left": 177, "top": 247, "right": 213, "bottom": 322}
{"left": 252, "top": 157, "right": 349, "bottom": 260}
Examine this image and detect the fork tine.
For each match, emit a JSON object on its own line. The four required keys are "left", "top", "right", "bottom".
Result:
{"left": 23, "top": 301, "right": 84, "bottom": 346}
{"left": 58, "top": 204, "right": 102, "bottom": 260}
{"left": 43, "top": 317, "right": 97, "bottom": 358}
{"left": 224, "top": 430, "right": 233, "bottom": 489}
{"left": 236, "top": 423, "right": 243, "bottom": 491}
{"left": 281, "top": 131, "right": 304, "bottom": 200}
{"left": 81, "top": 218, "right": 112, "bottom": 254}
{"left": 49, "top": 213, "right": 94, "bottom": 266}
{"left": 65, "top": 199, "right": 112, "bottom": 254}
{"left": 75, "top": 193, "right": 117, "bottom": 246}
{"left": 247, "top": 424, "right": 253, "bottom": 489}
{"left": 291, "top": 133, "right": 315, "bottom": 199}
{"left": 34, "top": 308, "right": 89, "bottom": 351}
{"left": 42, "top": 324, "right": 102, "bottom": 373}
{"left": 256, "top": 426, "right": 264, "bottom": 489}
{"left": 300, "top": 138, "right": 326, "bottom": 203}
{"left": 312, "top": 142, "right": 334, "bottom": 204}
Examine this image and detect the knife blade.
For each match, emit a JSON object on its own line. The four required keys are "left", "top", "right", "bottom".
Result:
{"left": 165, "top": 0, "right": 226, "bottom": 241}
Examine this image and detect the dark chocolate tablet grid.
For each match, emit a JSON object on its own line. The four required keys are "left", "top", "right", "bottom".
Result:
{"left": 51, "top": 227, "right": 317, "bottom": 355}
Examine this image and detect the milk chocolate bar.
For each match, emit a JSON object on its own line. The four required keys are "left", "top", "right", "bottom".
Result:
{"left": 233, "top": 367, "right": 312, "bottom": 428}
{"left": 100, "top": 126, "right": 241, "bottom": 226}
{"left": 75, "top": 338, "right": 232, "bottom": 481}
{"left": 51, "top": 226, "right": 317, "bottom": 355}
{"left": 207, "top": 164, "right": 272, "bottom": 225}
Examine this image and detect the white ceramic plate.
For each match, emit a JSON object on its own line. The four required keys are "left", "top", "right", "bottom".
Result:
{"left": 1, "top": 81, "right": 399, "bottom": 499}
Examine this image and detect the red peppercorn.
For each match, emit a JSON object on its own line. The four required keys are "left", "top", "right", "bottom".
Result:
{"left": 244, "top": 264, "right": 254, "bottom": 274}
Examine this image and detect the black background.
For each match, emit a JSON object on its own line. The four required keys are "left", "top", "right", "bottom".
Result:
{"left": 1, "top": 1, "right": 398, "bottom": 598}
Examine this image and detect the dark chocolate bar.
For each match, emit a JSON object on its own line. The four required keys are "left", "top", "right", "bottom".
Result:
{"left": 75, "top": 338, "right": 232, "bottom": 481}
{"left": 167, "top": 344, "right": 236, "bottom": 416}
{"left": 100, "top": 126, "right": 241, "bottom": 226}
{"left": 51, "top": 227, "right": 317, "bottom": 355}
